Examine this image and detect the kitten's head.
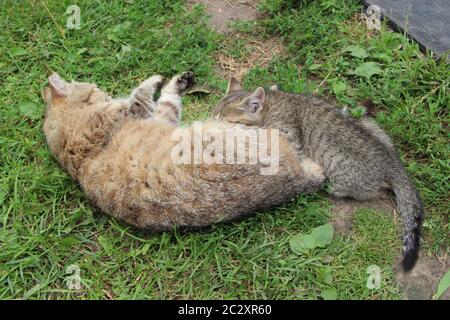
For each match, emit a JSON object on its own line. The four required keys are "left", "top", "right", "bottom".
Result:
{"left": 211, "top": 77, "right": 266, "bottom": 125}
{"left": 42, "top": 73, "right": 109, "bottom": 111}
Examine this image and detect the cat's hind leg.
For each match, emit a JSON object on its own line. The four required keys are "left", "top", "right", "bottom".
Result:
{"left": 340, "top": 107, "right": 394, "bottom": 151}
{"left": 154, "top": 71, "right": 195, "bottom": 126}
{"left": 299, "top": 158, "right": 327, "bottom": 193}
{"left": 359, "top": 118, "right": 395, "bottom": 151}
{"left": 129, "top": 75, "right": 164, "bottom": 118}
{"left": 328, "top": 183, "right": 384, "bottom": 201}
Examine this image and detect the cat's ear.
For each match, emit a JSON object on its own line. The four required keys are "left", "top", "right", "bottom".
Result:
{"left": 42, "top": 87, "right": 52, "bottom": 105}
{"left": 226, "top": 77, "right": 242, "bottom": 95}
{"left": 48, "top": 73, "right": 67, "bottom": 97}
{"left": 246, "top": 87, "right": 265, "bottom": 113}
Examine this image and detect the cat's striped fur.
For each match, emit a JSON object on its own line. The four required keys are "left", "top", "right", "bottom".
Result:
{"left": 212, "top": 78, "right": 424, "bottom": 272}
{"left": 42, "top": 72, "right": 326, "bottom": 232}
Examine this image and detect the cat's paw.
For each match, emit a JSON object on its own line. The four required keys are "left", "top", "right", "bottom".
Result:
{"left": 162, "top": 72, "right": 195, "bottom": 95}
{"left": 300, "top": 158, "right": 325, "bottom": 180}
{"left": 269, "top": 84, "right": 279, "bottom": 91}
{"left": 175, "top": 71, "right": 195, "bottom": 94}
{"left": 140, "top": 75, "right": 165, "bottom": 92}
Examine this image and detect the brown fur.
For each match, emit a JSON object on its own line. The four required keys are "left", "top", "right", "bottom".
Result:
{"left": 43, "top": 73, "right": 326, "bottom": 231}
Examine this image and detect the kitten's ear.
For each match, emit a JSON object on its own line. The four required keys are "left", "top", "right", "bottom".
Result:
{"left": 48, "top": 73, "right": 67, "bottom": 97}
{"left": 246, "top": 87, "right": 265, "bottom": 113}
{"left": 226, "top": 77, "right": 242, "bottom": 95}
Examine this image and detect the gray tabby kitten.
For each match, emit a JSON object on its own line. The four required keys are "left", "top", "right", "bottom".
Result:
{"left": 212, "top": 78, "right": 424, "bottom": 272}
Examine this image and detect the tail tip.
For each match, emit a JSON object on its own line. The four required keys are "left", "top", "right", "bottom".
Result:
{"left": 402, "top": 247, "right": 419, "bottom": 272}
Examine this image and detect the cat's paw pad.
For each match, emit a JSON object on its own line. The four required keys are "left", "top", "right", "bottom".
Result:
{"left": 175, "top": 71, "right": 195, "bottom": 93}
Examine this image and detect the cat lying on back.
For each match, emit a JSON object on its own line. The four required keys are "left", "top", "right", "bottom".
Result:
{"left": 42, "top": 72, "right": 326, "bottom": 232}
{"left": 212, "top": 78, "right": 424, "bottom": 271}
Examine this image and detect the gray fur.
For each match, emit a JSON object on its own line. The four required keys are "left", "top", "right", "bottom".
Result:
{"left": 129, "top": 75, "right": 164, "bottom": 118}
{"left": 213, "top": 86, "right": 424, "bottom": 271}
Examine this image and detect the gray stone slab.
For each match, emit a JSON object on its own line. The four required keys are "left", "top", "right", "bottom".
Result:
{"left": 362, "top": 0, "right": 450, "bottom": 57}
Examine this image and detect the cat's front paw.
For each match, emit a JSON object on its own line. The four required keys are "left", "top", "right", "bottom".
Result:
{"left": 175, "top": 71, "right": 195, "bottom": 94}
{"left": 153, "top": 75, "right": 166, "bottom": 92}
{"left": 300, "top": 158, "right": 325, "bottom": 180}
{"left": 141, "top": 75, "right": 165, "bottom": 92}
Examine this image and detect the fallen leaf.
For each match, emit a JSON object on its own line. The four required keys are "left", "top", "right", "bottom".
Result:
{"left": 434, "top": 270, "right": 450, "bottom": 300}
{"left": 354, "top": 62, "right": 381, "bottom": 79}
{"left": 10, "top": 47, "right": 28, "bottom": 57}
{"left": 345, "top": 45, "right": 368, "bottom": 59}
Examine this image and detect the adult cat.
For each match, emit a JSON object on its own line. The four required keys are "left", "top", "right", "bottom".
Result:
{"left": 42, "top": 72, "right": 325, "bottom": 231}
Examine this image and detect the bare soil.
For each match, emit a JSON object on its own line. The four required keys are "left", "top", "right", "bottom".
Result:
{"left": 330, "top": 196, "right": 396, "bottom": 234}
{"left": 194, "top": 0, "right": 258, "bottom": 33}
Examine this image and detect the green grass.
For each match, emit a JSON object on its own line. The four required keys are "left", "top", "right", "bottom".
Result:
{"left": 250, "top": 0, "right": 449, "bottom": 253}
{"left": 0, "top": 0, "right": 448, "bottom": 299}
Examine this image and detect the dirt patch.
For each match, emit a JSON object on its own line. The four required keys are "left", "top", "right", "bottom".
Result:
{"left": 214, "top": 35, "right": 284, "bottom": 81}
{"left": 330, "top": 196, "right": 449, "bottom": 300}
{"left": 190, "top": 0, "right": 283, "bottom": 80}
{"left": 193, "top": 0, "right": 258, "bottom": 33}
{"left": 330, "top": 196, "right": 396, "bottom": 234}
{"left": 395, "top": 253, "right": 450, "bottom": 300}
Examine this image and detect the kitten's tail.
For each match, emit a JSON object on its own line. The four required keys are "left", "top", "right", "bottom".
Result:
{"left": 391, "top": 169, "right": 424, "bottom": 272}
